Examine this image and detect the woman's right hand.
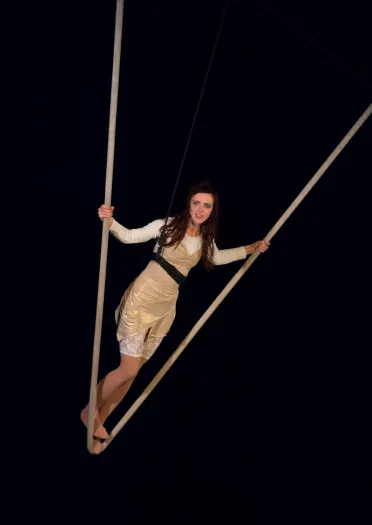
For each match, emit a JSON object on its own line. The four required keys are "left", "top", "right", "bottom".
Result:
{"left": 98, "top": 204, "right": 114, "bottom": 225}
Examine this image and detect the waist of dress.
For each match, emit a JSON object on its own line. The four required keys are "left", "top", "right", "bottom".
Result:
{"left": 140, "top": 260, "right": 181, "bottom": 291}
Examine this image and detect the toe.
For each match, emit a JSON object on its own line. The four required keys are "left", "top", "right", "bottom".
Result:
{"left": 93, "top": 438, "right": 104, "bottom": 455}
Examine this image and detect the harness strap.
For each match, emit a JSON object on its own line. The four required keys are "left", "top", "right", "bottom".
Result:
{"left": 151, "top": 253, "right": 186, "bottom": 285}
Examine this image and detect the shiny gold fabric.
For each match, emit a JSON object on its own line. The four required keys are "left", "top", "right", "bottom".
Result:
{"left": 115, "top": 240, "right": 202, "bottom": 341}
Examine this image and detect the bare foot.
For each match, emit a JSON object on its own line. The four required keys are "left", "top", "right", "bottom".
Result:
{"left": 92, "top": 437, "right": 105, "bottom": 455}
{"left": 80, "top": 405, "right": 109, "bottom": 440}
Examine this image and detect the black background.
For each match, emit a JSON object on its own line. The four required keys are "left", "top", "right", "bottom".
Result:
{"left": 4, "top": 0, "right": 371, "bottom": 522}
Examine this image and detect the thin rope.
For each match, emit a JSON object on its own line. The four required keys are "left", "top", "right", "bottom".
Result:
{"left": 87, "top": 0, "right": 125, "bottom": 454}
{"left": 100, "top": 102, "right": 372, "bottom": 453}
{"left": 158, "top": 0, "right": 230, "bottom": 253}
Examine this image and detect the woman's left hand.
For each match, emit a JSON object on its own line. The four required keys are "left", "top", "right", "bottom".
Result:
{"left": 245, "top": 240, "right": 270, "bottom": 255}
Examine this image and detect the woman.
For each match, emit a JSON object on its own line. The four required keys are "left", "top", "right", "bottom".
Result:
{"left": 81, "top": 181, "right": 270, "bottom": 453}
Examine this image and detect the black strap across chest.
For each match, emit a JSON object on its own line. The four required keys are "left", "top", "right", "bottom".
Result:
{"left": 151, "top": 252, "right": 186, "bottom": 285}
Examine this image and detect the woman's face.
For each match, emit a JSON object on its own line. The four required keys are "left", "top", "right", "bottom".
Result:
{"left": 189, "top": 192, "right": 214, "bottom": 226}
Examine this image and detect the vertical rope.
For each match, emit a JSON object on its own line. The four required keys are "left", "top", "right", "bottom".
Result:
{"left": 158, "top": 0, "right": 230, "bottom": 253}
{"left": 87, "top": 0, "right": 125, "bottom": 454}
{"left": 100, "top": 102, "right": 372, "bottom": 453}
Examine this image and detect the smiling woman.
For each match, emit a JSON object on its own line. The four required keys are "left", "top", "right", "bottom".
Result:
{"left": 156, "top": 181, "right": 221, "bottom": 271}
{"left": 189, "top": 191, "right": 214, "bottom": 223}
{"left": 80, "top": 179, "right": 270, "bottom": 454}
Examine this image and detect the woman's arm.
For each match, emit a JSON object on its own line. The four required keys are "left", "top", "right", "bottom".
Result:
{"left": 212, "top": 243, "right": 247, "bottom": 265}
{"left": 213, "top": 240, "right": 270, "bottom": 265}
{"left": 110, "top": 218, "right": 165, "bottom": 244}
{"left": 98, "top": 204, "right": 164, "bottom": 244}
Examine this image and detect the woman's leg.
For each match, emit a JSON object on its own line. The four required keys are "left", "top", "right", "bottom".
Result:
{"left": 97, "top": 356, "right": 147, "bottom": 426}
{"left": 96, "top": 353, "right": 143, "bottom": 406}
{"left": 80, "top": 353, "right": 143, "bottom": 442}
{"left": 81, "top": 334, "right": 163, "bottom": 453}
{"left": 97, "top": 335, "right": 163, "bottom": 426}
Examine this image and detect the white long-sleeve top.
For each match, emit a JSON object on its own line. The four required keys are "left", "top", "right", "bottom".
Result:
{"left": 109, "top": 218, "right": 247, "bottom": 265}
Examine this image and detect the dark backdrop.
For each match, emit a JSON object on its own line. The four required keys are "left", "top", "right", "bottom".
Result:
{"left": 5, "top": 0, "right": 371, "bottom": 523}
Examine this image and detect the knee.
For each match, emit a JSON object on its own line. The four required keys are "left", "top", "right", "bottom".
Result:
{"left": 117, "top": 361, "right": 140, "bottom": 382}
{"left": 126, "top": 367, "right": 139, "bottom": 382}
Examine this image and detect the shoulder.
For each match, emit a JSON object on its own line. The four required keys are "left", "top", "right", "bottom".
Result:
{"left": 147, "top": 218, "right": 167, "bottom": 228}
{"left": 160, "top": 216, "right": 176, "bottom": 227}
{"left": 149, "top": 217, "right": 175, "bottom": 229}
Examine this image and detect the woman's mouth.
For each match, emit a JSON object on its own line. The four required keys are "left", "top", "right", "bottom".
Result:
{"left": 195, "top": 213, "right": 203, "bottom": 220}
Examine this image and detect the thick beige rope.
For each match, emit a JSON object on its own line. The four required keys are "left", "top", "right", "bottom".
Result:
{"left": 87, "top": 0, "right": 125, "bottom": 454}
{"left": 100, "top": 102, "right": 371, "bottom": 453}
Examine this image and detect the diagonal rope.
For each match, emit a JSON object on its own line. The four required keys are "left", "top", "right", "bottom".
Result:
{"left": 158, "top": 0, "right": 230, "bottom": 252}
{"left": 87, "top": 0, "right": 125, "bottom": 454}
{"left": 100, "top": 102, "right": 372, "bottom": 453}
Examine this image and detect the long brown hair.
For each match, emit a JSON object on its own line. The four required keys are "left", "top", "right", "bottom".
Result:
{"left": 159, "top": 180, "right": 220, "bottom": 270}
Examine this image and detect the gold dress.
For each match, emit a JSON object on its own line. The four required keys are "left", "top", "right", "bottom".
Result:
{"left": 109, "top": 218, "right": 247, "bottom": 358}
